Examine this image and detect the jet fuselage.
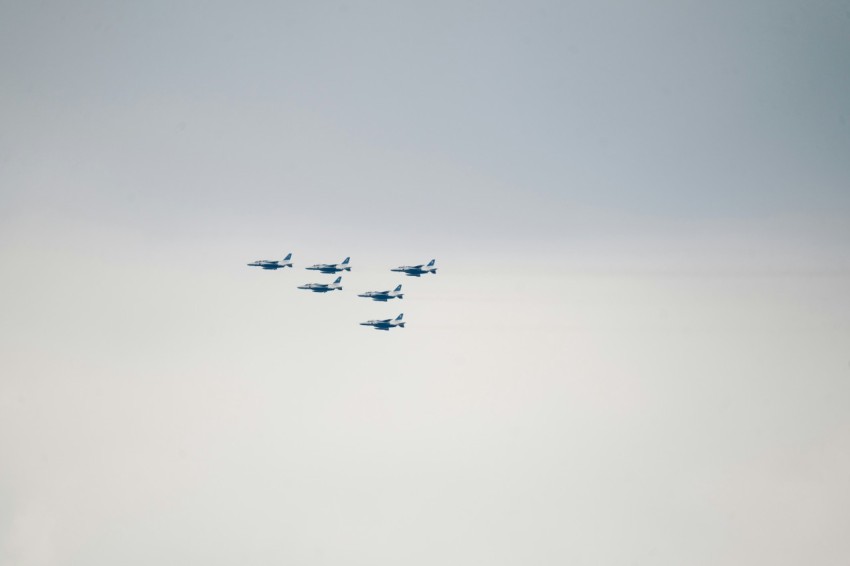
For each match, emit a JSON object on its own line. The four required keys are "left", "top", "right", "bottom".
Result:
{"left": 306, "top": 257, "right": 351, "bottom": 274}
{"left": 391, "top": 259, "right": 436, "bottom": 277}
{"left": 358, "top": 285, "right": 403, "bottom": 302}
{"left": 248, "top": 253, "right": 292, "bottom": 270}
{"left": 298, "top": 276, "right": 343, "bottom": 293}
{"left": 360, "top": 313, "right": 405, "bottom": 330}
{"left": 248, "top": 260, "right": 292, "bottom": 270}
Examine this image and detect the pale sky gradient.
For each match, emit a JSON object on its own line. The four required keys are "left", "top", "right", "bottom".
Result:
{"left": 2, "top": 1, "right": 849, "bottom": 565}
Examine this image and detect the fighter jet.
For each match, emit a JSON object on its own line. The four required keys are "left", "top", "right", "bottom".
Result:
{"left": 391, "top": 259, "right": 436, "bottom": 277}
{"left": 306, "top": 257, "right": 351, "bottom": 274}
{"left": 297, "top": 276, "right": 343, "bottom": 293}
{"left": 247, "top": 253, "right": 293, "bottom": 270}
{"left": 360, "top": 313, "right": 405, "bottom": 331}
{"left": 358, "top": 284, "right": 404, "bottom": 302}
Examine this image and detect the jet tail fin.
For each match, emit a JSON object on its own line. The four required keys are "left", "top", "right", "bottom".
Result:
{"left": 342, "top": 257, "right": 350, "bottom": 264}
{"left": 393, "top": 285, "right": 402, "bottom": 292}
{"left": 395, "top": 313, "right": 404, "bottom": 321}
{"left": 333, "top": 276, "right": 342, "bottom": 284}
{"left": 427, "top": 259, "right": 436, "bottom": 266}
{"left": 284, "top": 253, "right": 292, "bottom": 261}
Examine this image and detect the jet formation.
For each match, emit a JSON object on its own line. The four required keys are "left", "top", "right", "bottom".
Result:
{"left": 248, "top": 255, "right": 437, "bottom": 330}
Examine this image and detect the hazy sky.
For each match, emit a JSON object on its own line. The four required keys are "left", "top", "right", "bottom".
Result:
{"left": 2, "top": 1, "right": 849, "bottom": 565}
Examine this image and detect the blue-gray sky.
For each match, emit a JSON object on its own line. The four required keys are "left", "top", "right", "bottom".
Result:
{"left": 2, "top": 1, "right": 849, "bottom": 565}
